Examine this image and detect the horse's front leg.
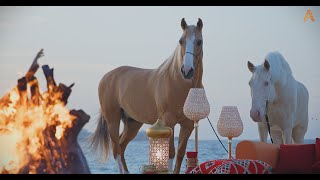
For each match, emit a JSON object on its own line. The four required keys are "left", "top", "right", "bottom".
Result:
{"left": 270, "top": 129, "right": 284, "bottom": 144}
{"left": 258, "top": 122, "right": 268, "bottom": 142}
{"left": 282, "top": 128, "right": 293, "bottom": 144}
{"left": 168, "top": 130, "right": 175, "bottom": 173}
{"left": 174, "top": 119, "right": 194, "bottom": 174}
{"left": 282, "top": 126, "right": 292, "bottom": 144}
{"left": 281, "top": 115, "right": 294, "bottom": 144}
{"left": 161, "top": 113, "right": 177, "bottom": 173}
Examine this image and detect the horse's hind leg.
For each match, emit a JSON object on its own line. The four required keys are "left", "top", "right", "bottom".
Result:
{"left": 103, "top": 108, "right": 124, "bottom": 174}
{"left": 119, "top": 118, "right": 143, "bottom": 174}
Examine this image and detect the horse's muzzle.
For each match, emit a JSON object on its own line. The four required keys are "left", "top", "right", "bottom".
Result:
{"left": 181, "top": 65, "right": 194, "bottom": 79}
{"left": 250, "top": 110, "right": 262, "bottom": 122}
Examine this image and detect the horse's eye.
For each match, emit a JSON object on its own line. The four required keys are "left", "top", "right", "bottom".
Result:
{"left": 264, "top": 81, "right": 269, "bottom": 86}
{"left": 197, "top": 40, "right": 202, "bottom": 46}
{"left": 179, "top": 38, "right": 183, "bottom": 45}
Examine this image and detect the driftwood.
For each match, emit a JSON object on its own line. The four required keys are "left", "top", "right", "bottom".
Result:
{"left": 19, "top": 109, "right": 91, "bottom": 174}
{"left": 63, "top": 110, "right": 91, "bottom": 174}
{"left": 20, "top": 110, "right": 91, "bottom": 174}
{"left": 9, "top": 49, "right": 91, "bottom": 174}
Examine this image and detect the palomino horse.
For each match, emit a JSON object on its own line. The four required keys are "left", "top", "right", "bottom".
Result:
{"left": 247, "top": 51, "right": 309, "bottom": 144}
{"left": 91, "top": 18, "right": 204, "bottom": 174}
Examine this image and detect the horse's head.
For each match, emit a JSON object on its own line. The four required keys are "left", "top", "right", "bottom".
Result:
{"left": 179, "top": 18, "right": 203, "bottom": 80}
{"left": 247, "top": 60, "right": 276, "bottom": 122}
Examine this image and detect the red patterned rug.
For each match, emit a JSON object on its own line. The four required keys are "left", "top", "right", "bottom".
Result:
{"left": 187, "top": 159, "right": 272, "bottom": 174}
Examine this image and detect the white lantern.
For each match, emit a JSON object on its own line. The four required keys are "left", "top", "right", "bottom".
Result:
{"left": 183, "top": 88, "right": 210, "bottom": 153}
{"left": 217, "top": 106, "right": 243, "bottom": 159}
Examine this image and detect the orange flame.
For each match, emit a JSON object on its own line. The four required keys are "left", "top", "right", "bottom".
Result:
{"left": 0, "top": 80, "right": 76, "bottom": 173}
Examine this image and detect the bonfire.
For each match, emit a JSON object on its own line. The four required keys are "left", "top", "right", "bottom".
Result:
{"left": 0, "top": 49, "right": 90, "bottom": 174}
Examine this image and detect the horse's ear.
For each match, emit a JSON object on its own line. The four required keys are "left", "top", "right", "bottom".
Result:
{"left": 197, "top": 18, "right": 203, "bottom": 30}
{"left": 264, "top": 59, "right": 270, "bottom": 71}
{"left": 247, "top": 61, "right": 255, "bottom": 72}
{"left": 181, "top": 18, "right": 187, "bottom": 30}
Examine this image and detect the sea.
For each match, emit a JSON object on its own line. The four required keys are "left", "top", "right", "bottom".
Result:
{"left": 78, "top": 129, "right": 315, "bottom": 174}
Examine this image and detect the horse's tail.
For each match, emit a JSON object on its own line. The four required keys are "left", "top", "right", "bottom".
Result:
{"left": 89, "top": 110, "right": 111, "bottom": 161}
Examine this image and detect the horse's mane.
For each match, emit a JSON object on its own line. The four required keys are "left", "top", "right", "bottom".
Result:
{"left": 157, "top": 44, "right": 181, "bottom": 78}
{"left": 259, "top": 51, "right": 294, "bottom": 86}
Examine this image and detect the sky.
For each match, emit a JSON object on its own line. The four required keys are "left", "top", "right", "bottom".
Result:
{"left": 0, "top": 6, "right": 319, "bottom": 141}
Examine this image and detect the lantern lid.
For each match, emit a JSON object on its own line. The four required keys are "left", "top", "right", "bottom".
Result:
{"left": 146, "top": 118, "right": 173, "bottom": 138}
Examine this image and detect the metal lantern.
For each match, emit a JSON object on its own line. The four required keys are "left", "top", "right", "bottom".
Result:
{"left": 146, "top": 118, "right": 173, "bottom": 173}
{"left": 217, "top": 106, "right": 243, "bottom": 159}
{"left": 183, "top": 88, "right": 210, "bottom": 153}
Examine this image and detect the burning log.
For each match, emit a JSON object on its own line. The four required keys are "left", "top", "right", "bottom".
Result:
{"left": 42, "top": 65, "right": 56, "bottom": 90}
{"left": 19, "top": 110, "right": 91, "bottom": 174}
{"left": 29, "top": 76, "right": 41, "bottom": 106}
{"left": 57, "top": 83, "right": 75, "bottom": 105}
{"left": 0, "top": 49, "right": 43, "bottom": 104}
{"left": 42, "top": 65, "right": 74, "bottom": 105}
{"left": 25, "top": 48, "right": 43, "bottom": 82}
{"left": 0, "top": 49, "right": 91, "bottom": 174}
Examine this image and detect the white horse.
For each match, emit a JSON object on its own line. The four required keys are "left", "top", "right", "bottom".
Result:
{"left": 247, "top": 51, "right": 309, "bottom": 144}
